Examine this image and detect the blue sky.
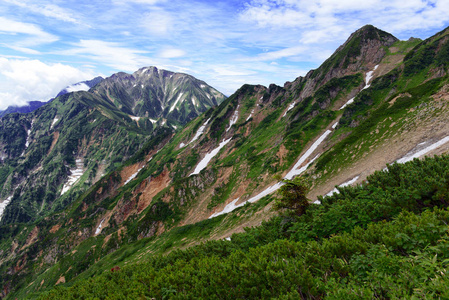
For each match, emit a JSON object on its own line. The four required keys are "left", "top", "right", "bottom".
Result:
{"left": 0, "top": 0, "right": 449, "bottom": 109}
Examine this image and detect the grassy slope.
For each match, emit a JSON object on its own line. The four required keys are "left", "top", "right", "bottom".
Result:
{"left": 5, "top": 27, "right": 449, "bottom": 298}
{"left": 37, "top": 155, "right": 449, "bottom": 299}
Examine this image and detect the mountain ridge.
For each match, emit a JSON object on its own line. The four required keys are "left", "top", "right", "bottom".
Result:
{"left": 0, "top": 67, "right": 225, "bottom": 226}
{"left": 3, "top": 24, "right": 449, "bottom": 298}
{"left": 0, "top": 76, "right": 105, "bottom": 118}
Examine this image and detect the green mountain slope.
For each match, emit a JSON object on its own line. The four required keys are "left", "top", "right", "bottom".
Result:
{"left": 0, "top": 67, "right": 225, "bottom": 225}
{"left": 38, "top": 155, "right": 449, "bottom": 299}
{"left": 4, "top": 24, "right": 449, "bottom": 298}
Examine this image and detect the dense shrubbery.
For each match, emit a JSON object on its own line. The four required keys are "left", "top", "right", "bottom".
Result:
{"left": 39, "top": 155, "right": 449, "bottom": 299}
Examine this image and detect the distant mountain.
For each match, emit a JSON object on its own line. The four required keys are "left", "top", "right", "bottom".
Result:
{"left": 0, "top": 101, "right": 47, "bottom": 118}
{"left": 55, "top": 76, "right": 104, "bottom": 98}
{"left": 0, "top": 76, "right": 104, "bottom": 118}
{"left": 91, "top": 66, "right": 225, "bottom": 125}
{"left": 0, "top": 67, "right": 225, "bottom": 226}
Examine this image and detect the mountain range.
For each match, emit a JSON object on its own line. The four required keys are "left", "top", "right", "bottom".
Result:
{"left": 2, "top": 24, "right": 449, "bottom": 298}
{"left": 0, "top": 76, "right": 104, "bottom": 118}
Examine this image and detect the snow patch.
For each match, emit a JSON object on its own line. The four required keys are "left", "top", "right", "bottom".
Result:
{"left": 124, "top": 166, "right": 144, "bottom": 185}
{"left": 396, "top": 136, "right": 449, "bottom": 164}
{"left": 190, "top": 138, "right": 231, "bottom": 176}
{"left": 188, "top": 118, "right": 211, "bottom": 145}
{"left": 51, "top": 117, "right": 59, "bottom": 129}
{"left": 169, "top": 93, "right": 184, "bottom": 113}
{"left": 179, "top": 142, "right": 186, "bottom": 148}
{"left": 283, "top": 102, "right": 296, "bottom": 117}
{"left": 246, "top": 109, "right": 254, "bottom": 121}
{"left": 0, "top": 196, "right": 12, "bottom": 221}
{"left": 150, "top": 119, "right": 157, "bottom": 124}
{"left": 130, "top": 116, "right": 140, "bottom": 121}
{"left": 325, "top": 175, "right": 360, "bottom": 197}
{"left": 285, "top": 130, "right": 332, "bottom": 180}
{"left": 61, "top": 159, "right": 84, "bottom": 195}
{"left": 227, "top": 105, "right": 239, "bottom": 132}
{"left": 95, "top": 219, "right": 105, "bottom": 235}
{"left": 362, "top": 65, "right": 378, "bottom": 90}
{"left": 24, "top": 120, "right": 34, "bottom": 149}
{"left": 211, "top": 125, "right": 336, "bottom": 218}
{"left": 340, "top": 97, "right": 355, "bottom": 110}
{"left": 200, "top": 84, "right": 206, "bottom": 89}
{"left": 332, "top": 121, "right": 339, "bottom": 129}
{"left": 340, "top": 65, "right": 378, "bottom": 110}
{"left": 210, "top": 183, "right": 283, "bottom": 219}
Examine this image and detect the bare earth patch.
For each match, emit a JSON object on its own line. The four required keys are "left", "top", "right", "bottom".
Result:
{"left": 49, "top": 224, "right": 61, "bottom": 234}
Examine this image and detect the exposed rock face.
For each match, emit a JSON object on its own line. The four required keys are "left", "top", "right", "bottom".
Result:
{"left": 298, "top": 25, "right": 398, "bottom": 100}
{"left": 92, "top": 66, "right": 226, "bottom": 124}
{"left": 0, "top": 67, "right": 225, "bottom": 225}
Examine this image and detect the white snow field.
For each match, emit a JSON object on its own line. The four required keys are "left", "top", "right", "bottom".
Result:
{"left": 25, "top": 120, "right": 34, "bottom": 149}
{"left": 325, "top": 175, "right": 360, "bottom": 197}
{"left": 124, "top": 166, "right": 144, "bottom": 185}
{"left": 182, "top": 118, "right": 211, "bottom": 147}
{"left": 227, "top": 105, "right": 239, "bottom": 132}
{"left": 169, "top": 93, "right": 184, "bottom": 113}
{"left": 190, "top": 138, "right": 232, "bottom": 176}
{"left": 340, "top": 65, "right": 378, "bottom": 110}
{"left": 283, "top": 102, "right": 296, "bottom": 117}
{"left": 0, "top": 196, "right": 12, "bottom": 221}
{"left": 246, "top": 109, "right": 254, "bottom": 121}
{"left": 396, "top": 136, "right": 449, "bottom": 164}
{"left": 95, "top": 219, "right": 105, "bottom": 235}
{"left": 51, "top": 117, "right": 59, "bottom": 129}
{"left": 61, "top": 159, "right": 84, "bottom": 195}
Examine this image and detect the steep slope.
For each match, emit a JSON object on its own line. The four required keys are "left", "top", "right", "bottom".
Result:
{"left": 91, "top": 66, "right": 225, "bottom": 126}
{"left": 5, "top": 24, "right": 449, "bottom": 298}
{"left": 0, "top": 67, "right": 225, "bottom": 226}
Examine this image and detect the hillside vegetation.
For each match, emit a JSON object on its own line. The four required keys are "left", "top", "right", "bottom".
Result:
{"left": 3, "top": 25, "right": 449, "bottom": 299}
{"left": 39, "top": 155, "right": 449, "bottom": 299}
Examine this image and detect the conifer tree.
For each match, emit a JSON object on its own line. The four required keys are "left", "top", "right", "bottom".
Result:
{"left": 274, "top": 177, "right": 310, "bottom": 217}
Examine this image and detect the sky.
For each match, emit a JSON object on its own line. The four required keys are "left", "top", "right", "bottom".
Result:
{"left": 1, "top": 0, "right": 449, "bottom": 110}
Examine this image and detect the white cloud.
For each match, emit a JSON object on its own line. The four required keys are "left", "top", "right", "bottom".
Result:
{"left": 141, "top": 10, "right": 173, "bottom": 35}
{"left": 112, "top": 0, "right": 165, "bottom": 4}
{"left": 158, "top": 48, "right": 186, "bottom": 58}
{"left": 3, "top": 0, "right": 80, "bottom": 24}
{"left": 242, "top": 46, "right": 309, "bottom": 62}
{"left": 0, "top": 58, "right": 95, "bottom": 109}
{"left": 240, "top": 0, "right": 449, "bottom": 35}
{"left": 57, "top": 40, "right": 151, "bottom": 72}
{"left": 0, "top": 16, "right": 58, "bottom": 46}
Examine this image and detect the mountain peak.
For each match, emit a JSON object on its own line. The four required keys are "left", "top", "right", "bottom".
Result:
{"left": 350, "top": 24, "right": 397, "bottom": 43}
{"left": 312, "top": 25, "right": 398, "bottom": 83}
